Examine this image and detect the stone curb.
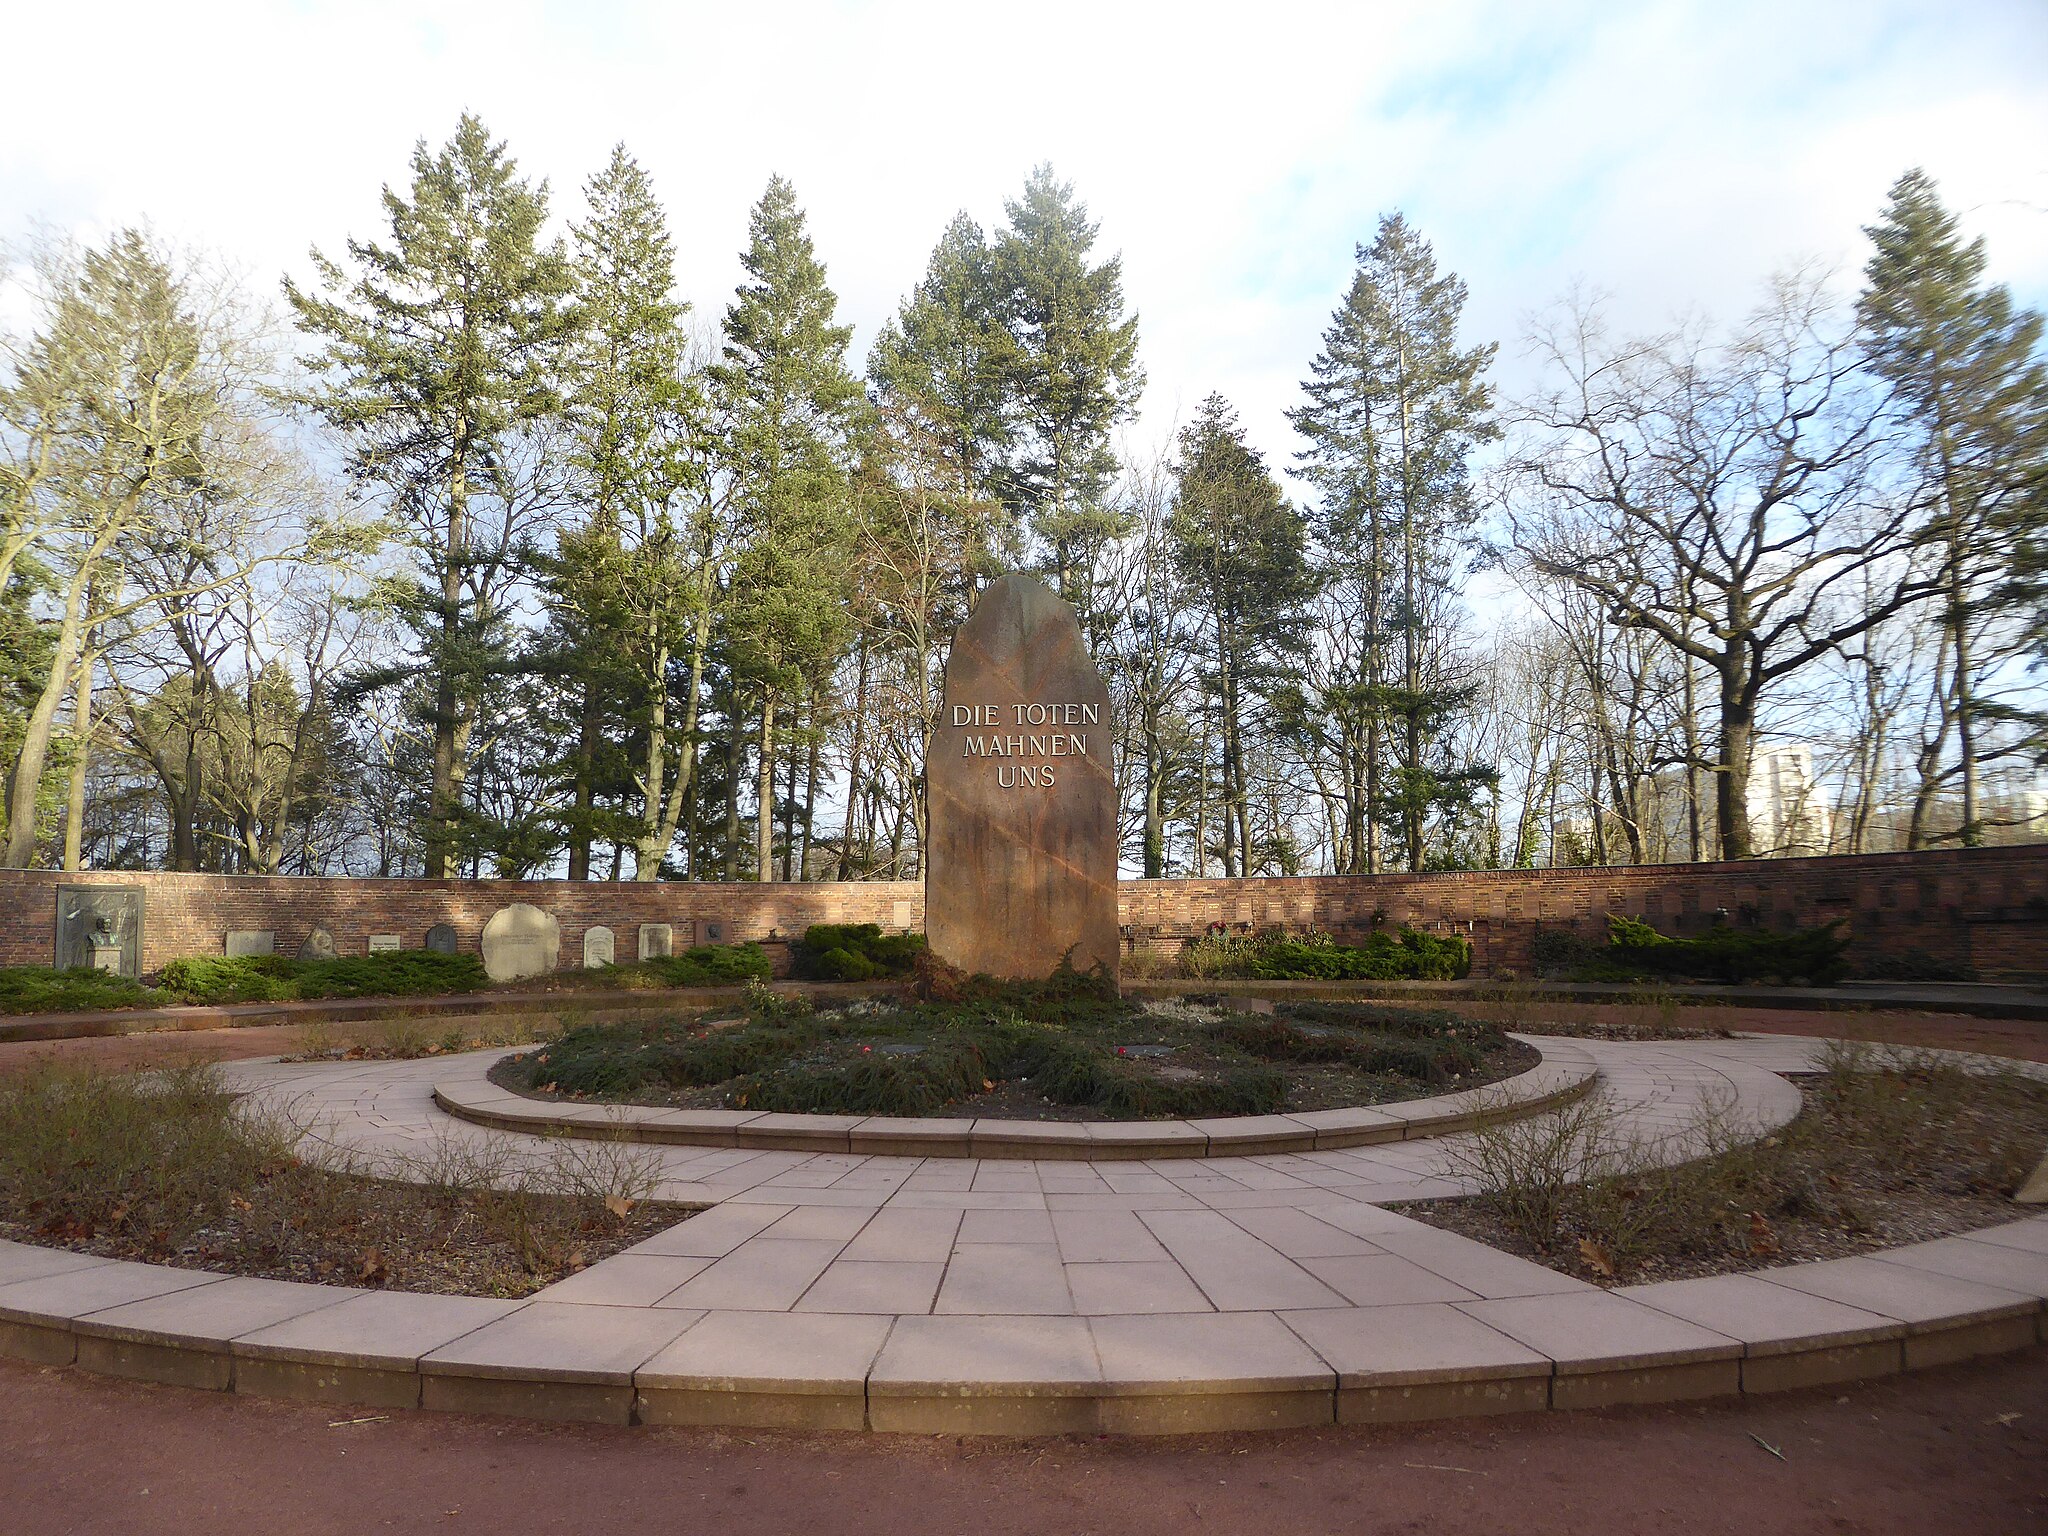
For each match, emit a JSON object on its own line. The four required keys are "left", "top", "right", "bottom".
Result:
{"left": 2, "top": 1217, "right": 2042, "bottom": 1435}
{"left": 428, "top": 1041, "right": 1602, "bottom": 1161}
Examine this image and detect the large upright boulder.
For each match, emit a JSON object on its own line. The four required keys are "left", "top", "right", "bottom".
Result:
{"left": 926, "top": 573, "right": 1118, "bottom": 982}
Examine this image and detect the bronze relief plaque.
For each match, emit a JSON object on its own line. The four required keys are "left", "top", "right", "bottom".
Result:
{"left": 926, "top": 573, "right": 1118, "bottom": 982}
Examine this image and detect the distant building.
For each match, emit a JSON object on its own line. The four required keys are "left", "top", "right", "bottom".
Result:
{"left": 1747, "top": 744, "right": 1832, "bottom": 856}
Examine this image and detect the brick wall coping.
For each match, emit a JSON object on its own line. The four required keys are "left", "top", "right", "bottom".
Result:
{"left": 428, "top": 1039, "right": 1600, "bottom": 1161}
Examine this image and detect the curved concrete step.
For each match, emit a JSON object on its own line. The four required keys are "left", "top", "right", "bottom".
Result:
{"left": 431, "top": 1041, "right": 1601, "bottom": 1160}
{"left": 1, "top": 1219, "right": 2041, "bottom": 1434}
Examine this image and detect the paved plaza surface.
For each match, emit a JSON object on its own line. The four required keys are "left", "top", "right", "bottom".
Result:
{"left": 3, "top": 1032, "right": 2044, "bottom": 1438}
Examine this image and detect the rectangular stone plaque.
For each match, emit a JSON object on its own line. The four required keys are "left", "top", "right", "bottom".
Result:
{"left": 638, "top": 923, "right": 673, "bottom": 962}
{"left": 55, "top": 885, "right": 144, "bottom": 979}
{"left": 367, "top": 934, "right": 401, "bottom": 954}
{"left": 225, "top": 930, "right": 276, "bottom": 958}
{"left": 926, "top": 573, "right": 1118, "bottom": 982}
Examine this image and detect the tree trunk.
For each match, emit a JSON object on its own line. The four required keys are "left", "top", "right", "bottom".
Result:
{"left": 568, "top": 677, "right": 596, "bottom": 881}
{"left": 1715, "top": 667, "right": 1757, "bottom": 861}
{"left": 62, "top": 656, "right": 92, "bottom": 872}
{"left": 755, "top": 688, "right": 776, "bottom": 882}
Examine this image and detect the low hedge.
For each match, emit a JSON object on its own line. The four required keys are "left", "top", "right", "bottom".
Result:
{"left": 790, "top": 923, "right": 926, "bottom": 982}
{"left": 1192, "top": 927, "right": 1473, "bottom": 982}
{"left": 1576, "top": 913, "right": 1849, "bottom": 986}
{"left": 0, "top": 966, "right": 163, "bottom": 1015}
{"left": 155, "top": 950, "right": 487, "bottom": 1005}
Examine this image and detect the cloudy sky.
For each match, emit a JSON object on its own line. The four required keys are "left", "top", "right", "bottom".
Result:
{"left": 6, "top": 0, "right": 2045, "bottom": 470}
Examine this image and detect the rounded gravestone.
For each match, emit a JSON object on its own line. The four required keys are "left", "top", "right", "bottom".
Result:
{"left": 298, "top": 925, "right": 338, "bottom": 961}
{"left": 926, "top": 573, "right": 1118, "bottom": 982}
{"left": 424, "top": 923, "right": 460, "bottom": 955}
{"left": 480, "top": 903, "right": 560, "bottom": 982}
{"left": 582, "top": 925, "right": 615, "bottom": 969}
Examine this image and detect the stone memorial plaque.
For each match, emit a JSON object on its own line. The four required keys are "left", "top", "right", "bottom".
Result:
{"left": 424, "top": 923, "right": 459, "bottom": 956}
{"left": 225, "top": 930, "right": 276, "bottom": 958}
{"left": 703, "top": 921, "right": 724, "bottom": 943}
{"left": 298, "top": 926, "right": 338, "bottom": 961}
{"left": 582, "top": 925, "right": 615, "bottom": 969}
{"left": 480, "top": 903, "right": 560, "bottom": 982}
{"left": 638, "top": 923, "right": 673, "bottom": 962}
{"left": 55, "top": 885, "right": 143, "bottom": 978}
{"left": 367, "top": 934, "right": 402, "bottom": 954}
{"left": 926, "top": 573, "right": 1118, "bottom": 982}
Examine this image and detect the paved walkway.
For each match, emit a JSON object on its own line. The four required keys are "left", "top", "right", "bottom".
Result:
{"left": 1, "top": 1035, "right": 2042, "bottom": 1434}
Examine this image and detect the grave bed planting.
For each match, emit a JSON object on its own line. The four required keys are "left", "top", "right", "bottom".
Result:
{"left": 491, "top": 972, "right": 1537, "bottom": 1121}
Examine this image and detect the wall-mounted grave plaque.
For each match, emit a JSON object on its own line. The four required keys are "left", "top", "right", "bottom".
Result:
{"left": 367, "top": 934, "right": 402, "bottom": 954}
{"left": 703, "top": 921, "right": 724, "bottom": 943}
{"left": 424, "top": 923, "right": 459, "bottom": 956}
{"left": 299, "top": 926, "right": 338, "bottom": 961}
{"left": 926, "top": 573, "right": 1118, "bottom": 982}
{"left": 638, "top": 923, "right": 673, "bottom": 961}
{"left": 225, "top": 930, "right": 276, "bottom": 958}
{"left": 481, "top": 903, "right": 559, "bottom": 982}
{"left": 55, "top": 885, "right": 143, "bottom": 978}
{"left": 582, "top": 925, "right": 615, "bottom": 968}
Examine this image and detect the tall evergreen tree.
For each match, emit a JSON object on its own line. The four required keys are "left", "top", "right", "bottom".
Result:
{"left": 990, "top": 165, "right": 1143, "bottom": 621}
{"left": 1169, "top": 394, "right": 1316, "bottom": 875}
{"left": 1290, "top": 214, "right": 1496, "bottom": 871}
{"left": 286, "top": 114, "right": 572, "bottom": 877}
{"left": 868, "top": 213, "right": 1013, "bottom": 522}
{"left": 1857, "top": 168, "right": 2048, "bottom": 844}
{"left": 709, "top": 175, "right": 863, "bottom": 881}
{"left": 543, "top": 144, "right": 709, "bottom": 880}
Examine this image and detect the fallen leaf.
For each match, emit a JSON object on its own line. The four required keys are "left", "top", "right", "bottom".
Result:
{"left": 1577, "top": 1237, "right": 1615, "bottom": 1278}
{"left": 603, "top": 1194, "right": 634, "bottom": 1220}
{"left": 358, "top": 1248, "right": 388, "bottom": 1286}
{"left": 230, "top": 1195, "right": 253, "bottom": 1213}
{"left": 982, "top": 1079, "right": 996, "bottom": 1092}
{"left": 1748, "top": 1212, "right": 1781, "bottom": 1259}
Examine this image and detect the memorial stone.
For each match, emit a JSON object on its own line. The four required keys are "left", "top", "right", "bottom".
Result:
{"left": 55, "top": 885, "right": 143, "bottom": 978}
{"left": 638, "top": 923, "right": 673, "bottom": 961}
{"left": 367, "top": 934, "right": 402, "bottom": 954}
{"left": 298, "top": 926, "right": 338, "bottom": 961}
{"left": 424, "top": 923, "right": 459, "bottom": 956}
{"left": 582, "top": 925, "right": 615, "bottom": 969}
{"left": 480, "top": 903, "right": 560, "bottom": 982}
{"left": 225, "top": 930, "right": 276, "bottom": 958}
{"left": 926, "top": 573, "right": 1118, "bottom": 982}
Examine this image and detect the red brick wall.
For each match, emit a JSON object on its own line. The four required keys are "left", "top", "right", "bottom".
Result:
{"left": 2, "top": 844, "right": 2042, "bottom": 980}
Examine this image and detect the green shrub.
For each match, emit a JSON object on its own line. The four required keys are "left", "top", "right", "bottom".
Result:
{"left": 645, "top": 942, "right": 772, "bottom": 987}
{"left": 0, "top": 966, "right": 163, "bottom": 1014}
{"left": 155, "top": 949, "right": 486, "bottom": 1005}
{"left": 1577, "top": 915, "right": 1848, "bottom": 986}
{"left": 1216, "top": 927, "right": 1472, "bottom": 982}
{"left": 791, "top": 923, "right": 924, "bottom": 981}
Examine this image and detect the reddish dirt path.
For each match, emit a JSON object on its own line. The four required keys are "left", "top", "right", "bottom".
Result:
{"left": 1, "top": 1350, "right": 2042, "bottom": 1535}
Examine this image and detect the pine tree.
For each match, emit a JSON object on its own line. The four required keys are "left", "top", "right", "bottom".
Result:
{"left": 869, "top": 213, "right": 1013, "bottom": 521}
{"left": 543, "top": 143, "right": 708, "bottom": 880}
{"left": 990, "top": 165, "right": 1143, "bottom": 620}
{"left": 1857, "top": 168, "right": 2048, "bottom": 844}
{"left": 709, "top": 176, "right": 864, "bottom": 881}
{"left": 286, "top": 114, "right": 572, "bottom": 877}
{"left": 1289, "top": 214, "right": 1496, "bottom": 872}
{"left": 1168, "top": 394, "right": 1317, "bottom": 876}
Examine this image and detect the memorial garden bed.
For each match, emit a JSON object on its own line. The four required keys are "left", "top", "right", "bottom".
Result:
{"left": 1404, "top": 1041, "right": 2048, "bottom": 1286}
{"left": 489, "top": 973, "right": 1537, "bottom": 1121}
{"left": 0, "top": 1061, "right": 685, "bottom": 1298}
